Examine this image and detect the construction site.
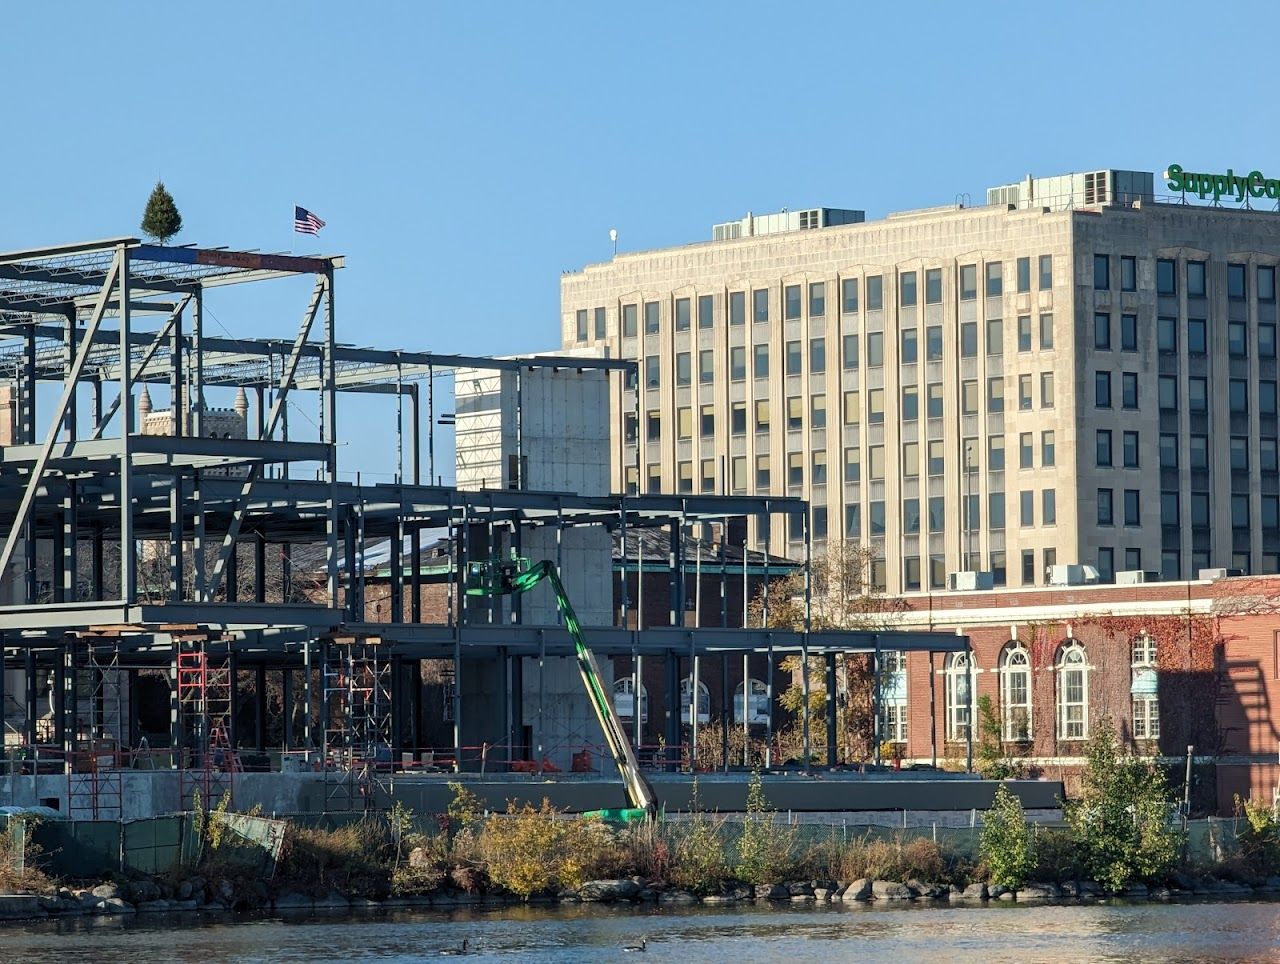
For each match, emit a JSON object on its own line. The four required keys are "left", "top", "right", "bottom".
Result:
{"left": 0, "top": 236, "right": 1060, "bottom": 822}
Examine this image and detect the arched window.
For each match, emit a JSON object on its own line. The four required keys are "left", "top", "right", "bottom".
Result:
{"left": 733, "top": 678, "right": 769, "bottom": 725}
{"left": 1056, "top": 641, "right": 1090, "bottom": 741}
{"left": 1131, "top": 635, "right": 1159, "bottom": 740}
{"left": 879, "top": 650, "right": 908, "bottom": 742}
{"left": 613, "top": 678, "right": 648, "bottom": 723}
{"left": 945, "top": 651, "right": 974, "bottom": 742}
{"left": 679, "top": 677, "right": 710, "bottom": 725}
{"left": 1000, "top": 642, "right": 1032, "bottom": 741}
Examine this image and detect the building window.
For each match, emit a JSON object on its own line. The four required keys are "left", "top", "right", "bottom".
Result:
{"left": 675, "top": 297, "right": 691, "bottom": 331}
{"left": 1016, "top": 257, "right": 1031, "bottom": 293}
{"left": 988, "top": 435, "right": 1005, "bottom": 472}
{"left": 1095, "top": 372, "right": 1112, "bottom": 408}
{"left": 901, "top": 327, "right": 918, "bottom": 364}
{"left": 866, "top": 275, "right": 883, "bottom": 311}
{"left": 1057, "top": 642, "right": 1090, "bottom": 741}
{"left": 1042, "top": 430, "right": 1055, "bottom": 467}
{"left": 843, "top": 333, "right": 859, "bottom": 370}
{"left": 1019, "top": 432, "right": 1034, "bottom": 469}
{"left": 1121, "top": 255, "right": 1137, "bottom": 292}
{"left": 1120, "top": 313, "right": 1137, "bottom": 351}
{"left": 1228, "top": 263, "right": 1247, "bottom": 301}
{"left": 810, "top": 337, "right": 826, "bottom": 374}
{"left": 926, "top": 325, "right": 943, "bottom": 361}
{"left": 1039, "top": 255, "right": 1053, "bottom": 290}
{"left": 841, "top": 278, "right": 859, "bottom": 314}
{"left": 988, "top": 376, "right": 1004, "bottom": 413}
{"left": 945, "top": 652, "right": 974, "bottom": 742}
{"left": 1095, "top": 432, "right": 1116, "bottom": 471}
{"left": 1121, "top": 372, "right": 1138, "bottom": 409}
{"left": 1156, "top": 259, "right": 1176, "bottom": 295}
{"left": 644, "top": 301, "right": 660, "bottom": 334}
{"left": 729, "top": 347, "right": 746, "bottom": 381}
{"left": 786, "top": 340, "right": 802, "bottom": 376}
{"left": 1017, "top": 315, "right": 1032, "bottom": 352}
{"left": 1188, "top": 318, "right": 1207, "bottom": 355}
{"left": 986, "top": 262, "right": 1003, "bottom": 298}
{"left": 1098, "top": 487, "right": 1114, "bottom": 525}
{"left": 1018, "top": 374, "right": 1032, "bottom": 411}
{"left": 1094, "top": 254, "right": 1110, "bottom": 290}
{"left": 960, "top": 264, "right": 977, "bottom": 301}
{"left": 1042, "top": 487, "right": 1057, "bottom": 525}
{"left": 752, "top": 289, "right": 769, "bottom": 324}
{"left": 809, "top": 282, "right": 825, "bottom": 318}
{"left": 1187, "top": 261, "right": 1206, "bottom": 298}
{"left": 900, "top": 271, "right": 917, "bottom": 307}
{"left": 1001, "top": 643, "right": 1032, "bottom": 741}
{"left": 925, "top": 268, "right": 942, "bottom": 304}
{"left": 753, "top": 344, "right": 769, "bottom": 379}
{"left": 1123, "top": 430, "right": 1139, "bottom": 468}
{"left": 697, "top": 294, "right": 713, "bottom": 329}
{"left": 987, "top": 318, "right": 1003, "bottom": 355}
{"left": 810, "top": 395, "right": 826, "bottom": 430}
{"left": 1094, "top": 312, "right": 1111, "bottom": 350}
{"left": 784, "top": 284, "right": 802, "bottom": 321}
{"left": 622, "top": 303, "right": 638, "bottom": 337}
{"left": 867, "top": 332, "right": 884, "bottom": 367}
{"left": 927, "top": 383, "right": 944, "bottom": 419}
{"left": 1131, "top": 635, "right": 1159, "bottom": 741}
{"left": 729, "top": 291, "right": 745, "bottom": 327}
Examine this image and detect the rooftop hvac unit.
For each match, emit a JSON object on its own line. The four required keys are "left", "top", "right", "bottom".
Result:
{"left": 947, "top": 570, "right": 994, "bottom": 591}
{"left": 1048, "top": 564, "right": 1101, "bottom": 587}
{"left": 1115, "top": 570, "right": 1161, "bottom": 585}
{"left": 1198, "top": 567, "right": 1245, "bottom": 580}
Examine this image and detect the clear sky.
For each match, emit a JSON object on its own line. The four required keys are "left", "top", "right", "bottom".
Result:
{"left": 2, "top": 1, "right": 1277, "bottom": 480}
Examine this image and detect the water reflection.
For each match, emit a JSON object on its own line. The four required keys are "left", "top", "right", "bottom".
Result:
{"left": 2, "top": 899, "right": 1279, "bottom": 963}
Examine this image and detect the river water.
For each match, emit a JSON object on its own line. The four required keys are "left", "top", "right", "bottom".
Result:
{"left": 2, "top": 900, "right": 1279, "bottom": 963}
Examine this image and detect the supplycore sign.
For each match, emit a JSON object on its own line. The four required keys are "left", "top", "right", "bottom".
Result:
{"left": 1165, "top": 164, "right": 1280, "bottom": 202}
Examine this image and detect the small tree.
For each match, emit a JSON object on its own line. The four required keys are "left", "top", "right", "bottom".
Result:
{"left": 1064, "top": 719, "right": 1183, "bottom": 891}
{"left": 980, "top": 784, "right": 1035, "bottom": 890}
{"left": 141, "top": 180, "right": 183, "bottom": 244}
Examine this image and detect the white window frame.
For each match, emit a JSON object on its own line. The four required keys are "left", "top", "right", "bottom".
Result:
{"left": 733, "top": 678, "right": 770, "bottom": 725}
{"left": 1056, "top": 641, "right": 1090, "bottom": 741}
{"left": 1131, "top": 635, "right": 1159, "bottom": 740}
{"left": 1000, "top": 642, "right": 1032, "bottom": 741}
{"left": 613, "top": 678, "right": 648, "bottom": 724}
{"left": 945, "top": 651, "right": 974, "bottom": 743}
{"left": 680, "top": 677, "right": 711, "bottom": 725}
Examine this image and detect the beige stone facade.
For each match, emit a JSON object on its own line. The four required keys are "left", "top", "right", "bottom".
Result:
{"left": 560, "top": 187, "right": 1280, "bottom": 594}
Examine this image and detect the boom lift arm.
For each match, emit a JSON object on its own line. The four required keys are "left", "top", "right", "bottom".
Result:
{"left": 465, "top": 557, "right": 658, "bottom": 820}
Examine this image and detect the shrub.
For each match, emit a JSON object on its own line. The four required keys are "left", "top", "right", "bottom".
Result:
{"left": 734, "top": 771, "right": 798, "bottom": 884}
{"left": 980, "top": 784, "right": 1034, "bottom": 889}
{"left": 1064, "top": 719, "right": 1184, "bottom": 891}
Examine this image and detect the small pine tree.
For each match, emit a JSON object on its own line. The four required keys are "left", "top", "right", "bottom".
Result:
{"left": 980, "top": 783, "right": 1035, "bottom": 889}
{"left": 141, "top": 181, "right": 183, "bottom": 244}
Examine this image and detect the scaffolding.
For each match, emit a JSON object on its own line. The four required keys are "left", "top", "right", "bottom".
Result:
{"left": 176, "top": 641, "right": 238, "bottom": 811}
{"left": 323, "top": 642, "right": 393, "bottom": 811}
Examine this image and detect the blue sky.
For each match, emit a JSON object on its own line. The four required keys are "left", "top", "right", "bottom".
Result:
{"left": 2, "top": 2, "right": 1276, "bottom": 480}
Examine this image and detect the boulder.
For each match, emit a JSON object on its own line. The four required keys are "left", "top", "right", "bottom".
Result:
{"left": 841, "top": 878, "right": 873, "bottom": 901}
{"left": 871, "top": 880, "right": 913, "bottom": 900}
{"left": 756, "top": 884, "right": 789, "bottom": 900}
{"left": 578, "top": 879, "right": 642, "bottom": 902}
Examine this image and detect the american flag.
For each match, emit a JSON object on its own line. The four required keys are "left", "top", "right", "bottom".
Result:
{"left": 294, "top": 206, "right": 326, "bottom": 235}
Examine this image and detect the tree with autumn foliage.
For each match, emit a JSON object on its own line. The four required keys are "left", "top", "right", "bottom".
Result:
{"left": 748, "top": 540, "right": 906, "bottom": 763}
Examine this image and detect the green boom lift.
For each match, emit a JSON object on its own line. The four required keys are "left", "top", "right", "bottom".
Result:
{"left": 464, "top": 556, "right": 659, "bottom": 822}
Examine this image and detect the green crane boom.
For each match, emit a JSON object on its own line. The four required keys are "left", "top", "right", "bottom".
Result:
{"left": 465, "top": 557, "right": 658, "bottom": 821}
